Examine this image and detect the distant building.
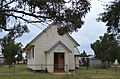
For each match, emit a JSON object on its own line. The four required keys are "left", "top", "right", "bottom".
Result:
{"left": 0, "top": 54, "right": 4, "bottom": 64}
{"left": 89, "top": 58, "right": 102, "bottom": 67}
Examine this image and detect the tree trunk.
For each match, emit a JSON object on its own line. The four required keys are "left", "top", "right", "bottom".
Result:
{"left": 107, "top": 61, "right": 111, "bottom": 67}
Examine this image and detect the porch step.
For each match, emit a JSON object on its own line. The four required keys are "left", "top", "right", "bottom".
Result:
{"left": 52, "top": 72, "right": 71, "bottom": 75}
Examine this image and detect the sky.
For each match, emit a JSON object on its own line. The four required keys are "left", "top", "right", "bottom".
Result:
{"left": 71, "top": 0, "right": 114, "bottom": 55}
{"left": 70, "top": 0, "right": 107, "bottom": 55}
{"left": 0, "top": 0, "right": 114, "bottom": 55}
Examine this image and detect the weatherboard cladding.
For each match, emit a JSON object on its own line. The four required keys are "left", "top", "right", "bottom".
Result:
{"left": 45, "top": 41, "right": 72, "bottom": 53}
{"left": 25, "top": 23, "right": 79, "bottom": 48}
{"left": 25, "top": 23, "right": 79, "bottom": 72}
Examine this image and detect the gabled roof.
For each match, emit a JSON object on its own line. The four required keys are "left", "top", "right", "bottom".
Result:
{"left": 28, "top": 23, "right": 55, "bottom": 45}
{"left": 66, "top": 33, "right": 79, "bottom": 46}
{"left": 74, "top": 47, "right": 80, "bottom": 56}
{"left": 45, "top": 41, "right": 72, "bottom": 53}
{"left": 25, "top": 23, "right": 79, "bottom": 49}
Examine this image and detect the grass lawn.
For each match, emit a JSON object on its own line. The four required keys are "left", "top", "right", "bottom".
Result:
{"left": 76, "top": 67, "right": 120, "bottom": 79}
{"left": 0, "top": 65, "right": 120, "bottom": 79}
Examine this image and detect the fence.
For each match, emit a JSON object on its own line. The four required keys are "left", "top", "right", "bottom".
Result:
{"left": 0, "top": 63, "right": 119, "bottom": 75}
{"left": 0, "top": 64, "right": 78, "bottom": 75}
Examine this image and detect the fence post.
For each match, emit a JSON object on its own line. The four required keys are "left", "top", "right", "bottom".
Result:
{"left": 66, "top": 65, "right": 68, "bottom": 74}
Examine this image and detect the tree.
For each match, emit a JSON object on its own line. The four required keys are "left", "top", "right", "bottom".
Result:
{"left": 98, "top": 0, "right": 120, "bottom": 34}
{"left": 80, "top": 50, "right": 87, "bottom": 57}
{"left": 0, "top": 35, "right": 21, "bottom": 68}
{"left": 80, "top": 50, "right": 90, "bottom": 69}
{"left": 0, "top": 0, "right": 91, "bottom": 67}
{"left": 91, "top": 33, "right": 120, "bottom": 66}
{"left": 16, "top": 50, "right": 23, "bottom": 64}
{"left": 0, "top": 0, "right": 91, "bottom": 36}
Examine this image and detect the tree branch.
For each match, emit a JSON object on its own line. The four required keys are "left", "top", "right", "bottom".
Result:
{"left": 0, "top": 0, "right": 15, "bottom": 9}
{"left": 6, "top": 13, "right": 45, "bottom": 23}
{"left": 0, "top": 26, "right": 12, "bottom": 31}
{"left": 0, "top": 9, "right": 51, "bottom": 19}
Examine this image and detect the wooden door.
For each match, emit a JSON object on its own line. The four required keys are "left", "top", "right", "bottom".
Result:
{"left": 54, "top": 53, "right": 64, "bottom": 72}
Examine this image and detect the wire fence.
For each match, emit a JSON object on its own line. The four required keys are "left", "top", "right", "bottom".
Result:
{"left": 0, "top": 64, "right": 120, "bottom": 75}
{"left": 0, "top": 64, "right": 78, "bottom": 75}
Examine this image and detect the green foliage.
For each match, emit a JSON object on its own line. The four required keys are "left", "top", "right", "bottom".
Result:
{"left": 91, "top": 33, "right": 120, "bottom": 62}
{"left": 4, "top": 41, "right": 20, "bottom": 64}
{"left": 80, "top": 50, "right": 92, "bottom": 57}
{"left": 98, "top": 0, "right": 120, "bottom": 34}
{"left": 80, "top": 51, "right": 89, "bottom": 69}
{"left": 80, "top": 50, "right": 88, "bottom": 57}
{"left": 0, "top": 0, "right": 91, "bottom": 35}
{"left": 1, "top": 36, "right": 21, "bottom": 65}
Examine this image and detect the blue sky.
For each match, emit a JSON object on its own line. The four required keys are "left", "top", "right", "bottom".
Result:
{"left": 0, "top": 0, "right": 113, "bottom": 55}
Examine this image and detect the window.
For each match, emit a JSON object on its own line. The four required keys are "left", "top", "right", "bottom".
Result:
{"left": 32, "top": 47, "right": 34, "bottom": 58}
{"left": 27, "top": 47, "right": 34, "bottom": 59}
{"left": 28, "top": 50, "right": 31, "bottom": 59}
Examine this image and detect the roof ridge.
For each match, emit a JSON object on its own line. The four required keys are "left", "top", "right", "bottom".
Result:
{"left": 24, "top": 23, "right": 79, "bottom": 50}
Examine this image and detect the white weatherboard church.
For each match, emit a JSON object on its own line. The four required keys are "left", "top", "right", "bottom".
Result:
{"left": 24, "top": 23, "right": 80, "bottom": 73}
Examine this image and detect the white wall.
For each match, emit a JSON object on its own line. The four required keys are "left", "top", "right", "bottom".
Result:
{"left": 27, "top": 24, "right": 77, "bottom": 71}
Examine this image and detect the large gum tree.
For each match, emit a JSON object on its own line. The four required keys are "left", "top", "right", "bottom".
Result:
{"left": 0, "top": 0, "right": 91, "bottom": 66}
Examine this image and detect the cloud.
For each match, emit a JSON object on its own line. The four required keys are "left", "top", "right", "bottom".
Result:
{"left": 71, "top": 0, "right": 111, "bottom": 55}
{"left": 15, "top": 24, "right": 46, "bottom": 46}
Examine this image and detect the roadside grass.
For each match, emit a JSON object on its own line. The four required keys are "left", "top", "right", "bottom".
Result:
{"left": 0, "top": 65, "right": 120, "bottom": 79}
{"left": 0, "top": 64, "right": 29, "bottom": 74}
{"left": 74, "top": 67, "right": 120, "bottom": 79}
